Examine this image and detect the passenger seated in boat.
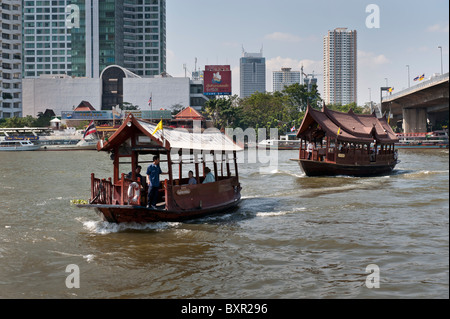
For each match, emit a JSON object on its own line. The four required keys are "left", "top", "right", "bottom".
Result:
{"left": 188, "top": 170, "right": 197, "bottom": 185}
{"left": 307, "top": 142, "right": 314, "bottom": 160}
{"left": 126, "top": 165, "right": 144, "bottom": 186}
{"left": 203, "top": 167, "right": 215, "bottom": 184}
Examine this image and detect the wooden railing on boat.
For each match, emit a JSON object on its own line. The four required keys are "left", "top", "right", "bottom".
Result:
{"left": 89, "top": 172, "right": 239, "bottom": 208}
{"left": 299, "top": 144, "right": 396, "bottom": 165}
{"left": 90, "top": 173, "right": 142, "bottom": 206}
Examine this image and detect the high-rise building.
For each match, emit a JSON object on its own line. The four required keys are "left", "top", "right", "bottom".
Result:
{"left": 323, "top": 28, "right": 357, "bottom": 105}
{"left": 22, "top": 0, "right": 165, "bottom": 79}
{"left": 70, "top": 0, "right": 166, "bottom": 78}
{"left": 240, "top": 49, "right": 266, "bottom": 98}
{"left": 273, "top": 67, "right": 301, "bottom": 92}
{"left": 22, "top": 0, "right": 166, "bottom": 79}
{"left": 304, "top": 75, "right": 318, "bottom": 92}
{"left": 22, "top": 0, "right": 72, "bottom": 78}
{"left": 0, "top": 1, "right": 22, "bottom": 119}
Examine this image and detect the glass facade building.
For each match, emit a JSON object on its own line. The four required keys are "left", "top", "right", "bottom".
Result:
{"left": 23, "top": 0, "right": 166, "bottom": 79}
{"left": 240, "top": 50, "right": 266, "bottom": 98}
{"left": 22, "top": 0, "right": 72, "bottom": 78}
{"left": 1, "top": 0, "right": 22, "bottom": 118}
{"left": 71, "top": 0, "right": 166, "bottom": 78}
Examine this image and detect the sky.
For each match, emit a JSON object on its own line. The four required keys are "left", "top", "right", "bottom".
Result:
{"left": 166, "top": 0, "right": 449, "bottom": 106}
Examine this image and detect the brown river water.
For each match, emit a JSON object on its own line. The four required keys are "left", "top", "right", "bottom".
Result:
{"left": 0, "top": 148, "right": 448, "bottom": 298}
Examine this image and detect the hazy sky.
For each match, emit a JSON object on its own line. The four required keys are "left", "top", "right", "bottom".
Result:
{"left": 166, "top": 0, "right": 449, "bottom": 105}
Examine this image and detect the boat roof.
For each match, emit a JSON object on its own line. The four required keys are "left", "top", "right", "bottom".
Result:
{"left": 297, "top": 105, "right": 399, "bottom": 144}
{"left": 99, "top": 114, "right": 242, "bottom": 153}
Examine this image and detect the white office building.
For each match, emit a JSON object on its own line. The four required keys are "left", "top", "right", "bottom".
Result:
{"left": 273, "top": 68, "right": 301, "bottom": 92}
{"left": 22, "top": 66, "right": 207, "bottom": 117}
{"left": 0, "top": 1, "right": 22, "bottom": 119}
{"left": 323, "top": 28, "right": 357, "bottom": 105}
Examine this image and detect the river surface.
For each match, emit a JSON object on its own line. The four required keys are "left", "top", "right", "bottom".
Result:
{"left": 0, "top": 148, "right": 448, "bottom": 299}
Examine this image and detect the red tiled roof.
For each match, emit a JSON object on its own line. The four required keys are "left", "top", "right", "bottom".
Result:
{"left": 297, "top": 105, "right": 398, "bottom": 144}
{"left": 174, "top": 107, "right": 205, "bottom": 121}
{"left": 74, "top": 101, "right": 96, "bottom": 112}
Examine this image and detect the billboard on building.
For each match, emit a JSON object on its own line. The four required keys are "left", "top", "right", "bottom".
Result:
{"left": 203, "top": 65, "right": 232, "bottom": 96}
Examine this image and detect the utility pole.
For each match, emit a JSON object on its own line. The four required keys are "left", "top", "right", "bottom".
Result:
{"left": 406, "top": 65, "right": 410, "bottom": 88}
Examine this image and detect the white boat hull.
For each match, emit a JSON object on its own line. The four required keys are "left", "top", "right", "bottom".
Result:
{"left": 0, "top": 141, "right": 41, "bottom": 151}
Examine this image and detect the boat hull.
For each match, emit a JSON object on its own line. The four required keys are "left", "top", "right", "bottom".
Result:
{"left": 0, "top": 144, "right": 40, "bottom": 151}
{"left": 294, "top": 159, "right": 398, "bottom": 177}
{"left": 78, "top": 198, "right": 241, "bottom": 223}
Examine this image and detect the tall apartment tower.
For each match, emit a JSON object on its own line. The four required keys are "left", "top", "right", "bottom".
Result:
{"left": 273, "top": 67, "right": 301, "bottom": 92}
{"left": 22, "top": 0, "right": 72, "bottom": 78}
{"left": 240, "top": 49, "right": 266, "bottom": 98}
{"left": 0, "top": 1, "right": 22, "bottom": 119}
{"left": 70, "top": 0, "right": 166, "bottom": 78}
{"left": 323, "top": 28, "right": 357, "bottom": 105}
{"left": 22, "top": 0, "right": 166, "bottom": 79}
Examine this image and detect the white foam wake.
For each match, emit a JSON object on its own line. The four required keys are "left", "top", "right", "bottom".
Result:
{"left": 81, "top": 220, "right": 180, "bottom": 234}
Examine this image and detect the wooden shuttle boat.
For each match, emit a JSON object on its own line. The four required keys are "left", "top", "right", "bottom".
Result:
{"left": 77, "top": 114, "right": 242, "bottom": 223}
{"left": 291, "top": 105, "right": 400, "bottom": 177}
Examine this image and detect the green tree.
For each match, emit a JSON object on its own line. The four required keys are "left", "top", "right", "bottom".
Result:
{"left": 203, "top": 96, "right": 240, "bottom": 130}
{"left": 327, "top": 102, "right": 365, "bottom": 114}
{"left": 0, "top": 116, "right": 36, "bottom": 128}
{"left": 282, "top": 83, "right": 322, "bottom": 111}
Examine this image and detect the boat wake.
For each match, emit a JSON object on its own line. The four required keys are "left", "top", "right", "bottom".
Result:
{"left": 248, "top": 168, "right": 305, "bottom": 178}
{"left": 256, "top": 207, "right": 306, "bottom": 217}
{"left": 80, "top": 219, "right": 181, "bottom": 234}
{"left": 393, "top": 169, "right": 449, "bottom": 179}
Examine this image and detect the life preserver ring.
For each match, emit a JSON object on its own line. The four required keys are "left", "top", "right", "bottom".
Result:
{"left": 127, "top": 182, "right": 140, "bottom": 205}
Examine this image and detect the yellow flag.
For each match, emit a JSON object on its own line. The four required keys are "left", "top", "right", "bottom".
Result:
{"left": 337, "top": 127, "right": 341, "bottom": 135}
{"left": 152, "top": 120, "right": 163, "bottom": 135}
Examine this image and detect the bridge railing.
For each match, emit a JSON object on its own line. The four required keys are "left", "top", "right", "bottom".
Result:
{"left": 382, "top": 72, "right": 449, "bottom": 103}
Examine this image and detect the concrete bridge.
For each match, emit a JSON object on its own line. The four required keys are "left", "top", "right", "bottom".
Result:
{"left": 381, "top": 72, "right": 449, "bottom": 133}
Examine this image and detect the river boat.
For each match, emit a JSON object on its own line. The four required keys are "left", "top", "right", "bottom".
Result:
{"left": 77, "top": 114, "right": 243, "bottom": 223}
{"left": 41, "top": 136, "right": 99, "bottom": 151}
{"left": 291, "top": 105, "right": 400, "bottom": 177}
{"left": 395, "top": 130, "right": 448, "bottom": 149}
{"left": 0, "top": 139, "right": 41, "bottom": 151}
{"left": 258, "top": 133, "right": 301, "bottom": 150}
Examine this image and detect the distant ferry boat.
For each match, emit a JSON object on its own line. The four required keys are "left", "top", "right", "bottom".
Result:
{"left": 395, "top": 130, "right": 449, "bottom": 149}
{"left": 0, "top": 140, "right": 40, "bottom": 151}
{"left": 291, "top": 105, "right": 400, "bottom": 177}
{"left": 258, "top": 133, "right": 301, "bottom": 150}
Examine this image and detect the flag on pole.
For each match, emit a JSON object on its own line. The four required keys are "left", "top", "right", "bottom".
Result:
{"left": 419, "top": 74, "right": 425, "bottom": 81}
{"left": 290, "top": 125, "right": 296, "bottom": 132}
{"left": 148, "top": 93, "right": 152, "bottom": 106}
{"left": 337, "top": 127, "right": 341, "bottom": 135}
{"left": 152, "top": 120, "right": 163, "bottom": 135}
{"left": 83, "top": 121, "right": 97, "bottom": 139}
